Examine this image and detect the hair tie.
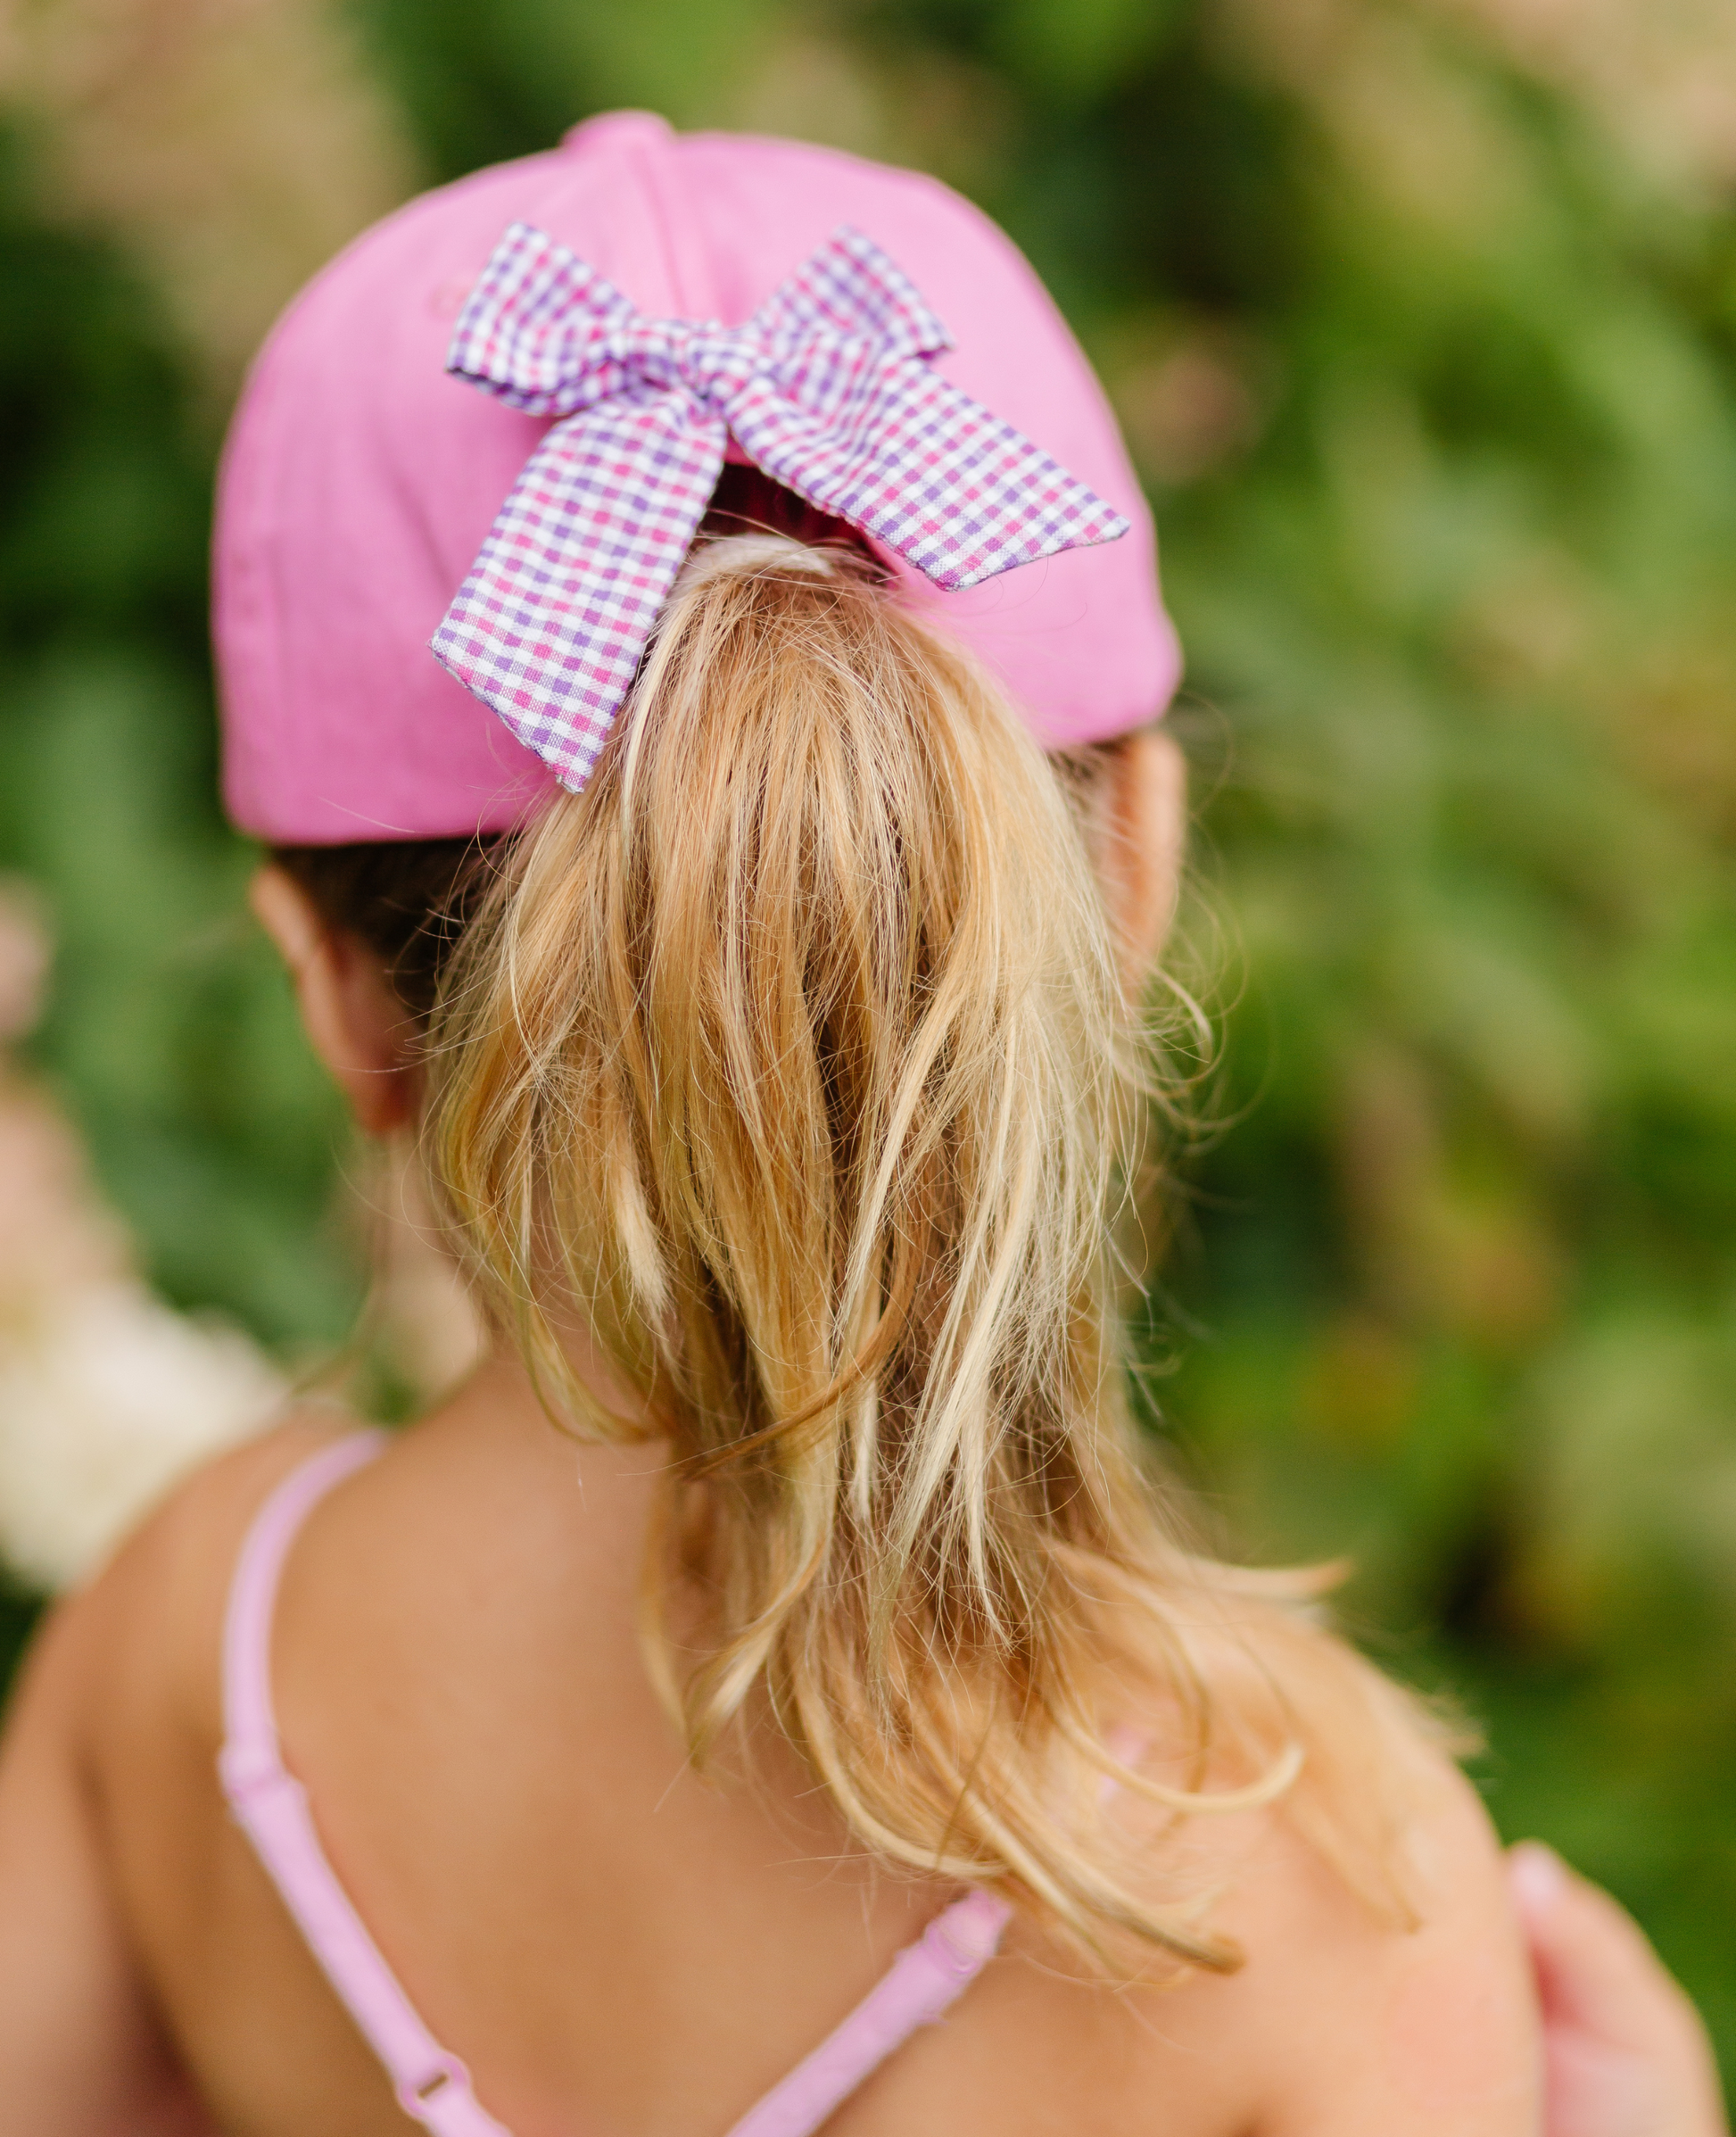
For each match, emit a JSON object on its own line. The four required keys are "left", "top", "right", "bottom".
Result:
{"left": 430, "top": 221, "right": 1129, "bottom": 792}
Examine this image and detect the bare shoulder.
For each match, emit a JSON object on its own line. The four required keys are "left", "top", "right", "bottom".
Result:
{"left": 0, "top": 1412, "right": 358, "bottom": 2133}
{"left": 39, "top": 1409, "right": 362, "bottom": 1751}
{"left": 1124, "top": 1624, "right": 1542, "bottom": 2137}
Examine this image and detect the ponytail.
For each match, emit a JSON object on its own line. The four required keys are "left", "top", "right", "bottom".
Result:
{"left": 426, "top": 535, "right": 1389, "bottom": 1970}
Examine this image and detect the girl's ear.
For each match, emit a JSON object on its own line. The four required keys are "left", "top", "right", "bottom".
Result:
{"left": 249, "top": 865, "right": 419, "bottom": 1136}
{"left": 1095, "top": 726, "right": 1186, "bottom": 1000}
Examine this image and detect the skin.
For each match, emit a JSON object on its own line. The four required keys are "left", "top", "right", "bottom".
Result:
{"left": 1508, "top": 1843, "right": 1727, "bottom": 2137}
{"left": 0, "top": 731, "right": 1557, "bottom": 2134}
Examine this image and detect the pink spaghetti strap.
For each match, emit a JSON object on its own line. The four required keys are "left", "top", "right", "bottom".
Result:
{"left": 721, "top": 1886, "right": 1010, "bottom": 2137}
{"left": 218, "top": 1435, "right": 1011, "bottom": 2137}
{"left": 219, "top": 1432, "right": 511, "bottom": 2137}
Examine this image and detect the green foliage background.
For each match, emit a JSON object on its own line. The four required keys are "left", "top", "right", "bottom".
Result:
{"left": 2, "top": 0, "right": 1733, "bottom": 2076}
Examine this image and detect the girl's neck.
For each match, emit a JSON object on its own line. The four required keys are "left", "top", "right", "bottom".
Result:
{"left": 413, "top": 1344, "right": 674, "bottom": 1524}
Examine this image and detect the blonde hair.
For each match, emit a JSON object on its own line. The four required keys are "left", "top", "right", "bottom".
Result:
{"left": 426, "top": 535, "right": 1402, "bottom": 1970}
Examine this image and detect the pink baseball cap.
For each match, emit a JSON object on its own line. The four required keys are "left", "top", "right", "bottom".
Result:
{"left": 215, "top": 110, "right": 1182, "bottom": 844}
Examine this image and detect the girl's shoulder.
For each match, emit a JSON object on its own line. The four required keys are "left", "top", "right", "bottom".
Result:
{"left": 1104, "top": 1612, "right": 1542, "bottom": 2134}
{"left": 50, "top": 1410, "right": 361, "bottom": 1753}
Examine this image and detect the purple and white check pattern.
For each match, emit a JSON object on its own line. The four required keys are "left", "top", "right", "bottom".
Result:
{"left": 433, "top": 219, "right": 1128, "bottom": 791}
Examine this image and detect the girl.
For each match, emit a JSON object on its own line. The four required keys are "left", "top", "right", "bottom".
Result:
{"left": 0, "top": 112, "right": 1542, "bottom": 2135}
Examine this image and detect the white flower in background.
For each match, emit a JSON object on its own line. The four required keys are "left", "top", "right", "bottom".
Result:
{"left": 0, "top": 881, "right": 291, "bottom": 1594}
{"left": 0, "top": 1283, "right": 285, "bottom": 1592}
{"left": 0, "top": 881, "right": 485, "bottom": 1594}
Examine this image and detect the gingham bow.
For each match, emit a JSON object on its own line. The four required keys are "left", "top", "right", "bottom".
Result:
{"left": 432, "top": 219, "right": 1130, "bottom": 791}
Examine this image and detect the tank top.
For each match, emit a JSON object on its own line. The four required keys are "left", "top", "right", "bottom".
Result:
{"left": 218, "top": 1432, "right": 1012, "bottom": 2137}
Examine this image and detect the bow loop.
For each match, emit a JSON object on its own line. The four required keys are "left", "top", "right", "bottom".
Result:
{"left": 445, "top": 219, "right": 638, "bottom": 417}
{"left": 433, "top": 219, "right": 1128, "bottom": 791}
{"left": 752, "top": 227, "right": 951, "bottom": 365}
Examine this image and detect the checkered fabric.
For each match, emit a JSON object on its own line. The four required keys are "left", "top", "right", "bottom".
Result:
{"left": 433, "top": 219, "right": 1130, "bottom": 791}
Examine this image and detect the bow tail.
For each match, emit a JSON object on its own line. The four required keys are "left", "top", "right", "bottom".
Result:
{"left": 432, "top": 391, "right": 727, "bottom": 792}
{"left": 731, "top": 359, "right": 1128, "bottom": 594}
